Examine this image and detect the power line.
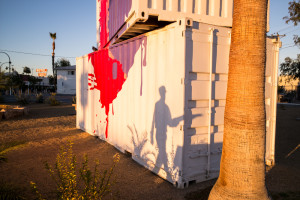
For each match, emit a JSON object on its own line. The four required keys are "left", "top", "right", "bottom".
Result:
{"left": 282, "top": 28, "right": 300, "bottom": 35}
{"left": 282, "top": 43, "right": 296, "bottom": 47}
{"left": 271, "top": 25, "right": 294, "bottom": 35}
{"left": 281, "top": 45, "right": 297, "bottom": 49}
{"left": 0, "top": 49, "right": 76, "bottom": 58}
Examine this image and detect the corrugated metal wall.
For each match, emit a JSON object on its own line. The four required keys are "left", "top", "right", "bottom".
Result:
{"left": 182, "top": 23, "right": 279, "bottom": 183}
{"left": 183, "top": 22, "right": 231, "bottom": 183}
{"left": 108, "top": 0, "right": 133, "bottom": 41}
{"left": 79, "top": 23, "right": 186, "bottom": 184}
{"left": 79, "top": 21, "right": 279, "bottom": 187}
{"left": 265, "top": 37, "right": 280, "bottom": 166}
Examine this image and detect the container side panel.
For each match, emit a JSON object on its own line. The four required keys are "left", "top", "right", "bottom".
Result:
{"left": 183, "top": 23, "right": 277, "bottom": 183}
{"left": 265, "top": 38, "right": 280, "bottom": 165}
{"left": 76, "top": 57, "right": 84, "bottom": 129}
{"left": 184, "top": 23, "right": 229, "bottom": 182}
{"left": 107, "top": 0, "right": 135, "bottom": 42}
{"left": 79, "top": 24, "right": 185, "bottom": 185}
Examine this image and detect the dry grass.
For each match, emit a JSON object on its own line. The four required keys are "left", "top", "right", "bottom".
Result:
{"left": 0, "top": 103, "right": 299, "bottom": 199}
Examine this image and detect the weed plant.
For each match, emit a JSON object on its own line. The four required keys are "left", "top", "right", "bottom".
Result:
{"left": 36, "top": 93, "right": 44, "bottom": 103}
{"left": 15, "top": 94, "right": 29, "bottom": 105}
{"left": 31, "top": 141, "right": 120, "bottom": 200}
{"left": 46, "top": 93, "right": 60, "bottom": 106}
{"left": 0, "top": 183, "right": 25, "bottom": 200}
{"left": 0, "top": 141, "right": 26, "bottom": 163}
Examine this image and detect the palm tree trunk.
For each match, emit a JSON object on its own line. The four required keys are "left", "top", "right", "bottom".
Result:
{"left": 208, "top": 0, "right": 270, "bottom": 199}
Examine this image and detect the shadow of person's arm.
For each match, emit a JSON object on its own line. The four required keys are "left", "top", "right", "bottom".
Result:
{"left": 170, "top": 116, "right": 183, "bottom": 127}
{"left": 170, "top": 114, "right": 202, "bottom": 127}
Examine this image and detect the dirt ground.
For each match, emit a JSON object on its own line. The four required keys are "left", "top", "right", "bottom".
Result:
{"left": 0, "top": 102, "right": 299, "bottom": 200}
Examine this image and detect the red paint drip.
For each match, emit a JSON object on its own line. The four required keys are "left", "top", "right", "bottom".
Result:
{"left": 99, "top": 0, "right": 109, "bottom": 49}
{"left": 88, "top": 0, "right": 125, "bottom": 138}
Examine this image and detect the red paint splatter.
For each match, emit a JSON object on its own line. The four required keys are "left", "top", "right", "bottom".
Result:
{"left": 87, "top": 0, "right": 125, "bottom": 138}
{"left": 88, "top": 50, "right": 125, "bottom": 138}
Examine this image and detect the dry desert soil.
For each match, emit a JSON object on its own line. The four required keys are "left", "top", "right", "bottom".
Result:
{"left": 0, "top": 102, "right": 299, "bottom": 200}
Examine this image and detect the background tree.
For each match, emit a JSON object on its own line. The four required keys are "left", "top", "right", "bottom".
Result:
{"left": 55, "top": 58, "right": 71, "bottom": 68}
{"left": 23, "top": 66, "right": 31, "bottom": 75}
{"left": 11, "top": 72, "right": 24, "bottom": 91}
{"left": 208, "top": 0, "right": 270, "bottom": 199}
{"left": 284, "top": 0, "right": 300, "bottom": 46}
{"left": 280, "top": 55, "right": 300, "bottom": 80}
{"left": 0, "top": 71, "right": 9, "bottom": 90}
{"left": 28, "top": 76, "right": 41, "bottom": 92}
{"left": 48, "top": 75, "right": 56, "bottom": 86}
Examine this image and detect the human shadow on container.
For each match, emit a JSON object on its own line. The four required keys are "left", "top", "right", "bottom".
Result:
{"left": 150, "top": 86, "right": 201, "bottom": 183}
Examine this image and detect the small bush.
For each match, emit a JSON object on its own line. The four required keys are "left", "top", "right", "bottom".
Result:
{"left": 72, "top": 96, "right": 76, "bottom": 104}
{"left": 15, "top": 94, "right": 29, "bottom": 105}
{"left": 36, "top": 93, "right": 44, "bottom": 103}
{"left": 31, "top": 141, "right": 120, "bottom": 200}
{"left": 46, "top": 93, "right": 60, "bottom": 106}
{"left": 277, "top": 86, "right": 285, "bottom": 94}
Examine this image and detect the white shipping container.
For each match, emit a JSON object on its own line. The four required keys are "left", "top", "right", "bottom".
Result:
{"left": 96, "top": 0, "right": 269, "bottom": 47}
{"left": 78, "top": 20, "right": 280, "bottom": 187}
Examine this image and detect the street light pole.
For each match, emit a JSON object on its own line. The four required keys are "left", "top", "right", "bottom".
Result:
{"left": 0, "top": 62, "right": 9, "bottom": 72}
{"left": 0, "top": 52, "right": 12, "bottom": 95}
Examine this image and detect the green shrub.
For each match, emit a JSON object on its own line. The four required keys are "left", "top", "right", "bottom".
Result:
{"left": 31, "top": 141, "right": 120, "bottom": 200}
{"left": 36, "top": 93, "right": 44, "bottom": 103}
{"left": 46, "top": 93, "right": 60, "bottom": 106}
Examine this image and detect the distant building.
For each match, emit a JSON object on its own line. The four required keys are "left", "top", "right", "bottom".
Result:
{"left": 56, "top": 65, "right": 76, "bottom": 95}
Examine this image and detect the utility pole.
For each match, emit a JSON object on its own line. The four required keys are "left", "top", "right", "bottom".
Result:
{"left": 50, "top": 32, "right": 56, "bottom": 91}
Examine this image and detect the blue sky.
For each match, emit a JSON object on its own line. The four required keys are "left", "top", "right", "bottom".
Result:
{"left": 0, "top": 0, "right": 299, "bottom": 76}
{"left": 0, "top": 0, "right": 96, "bottom": 75}
{"left": 269, "top": 0, "right": 300, "bottom": 64}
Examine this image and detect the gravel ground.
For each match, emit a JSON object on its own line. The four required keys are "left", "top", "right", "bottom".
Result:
{"left": 0, "top": 102, "right": 299, "bottom": 199}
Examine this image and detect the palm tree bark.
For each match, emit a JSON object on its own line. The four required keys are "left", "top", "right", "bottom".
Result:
{"left": 208, "top": 0, "right": 270, "bottom": 199}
